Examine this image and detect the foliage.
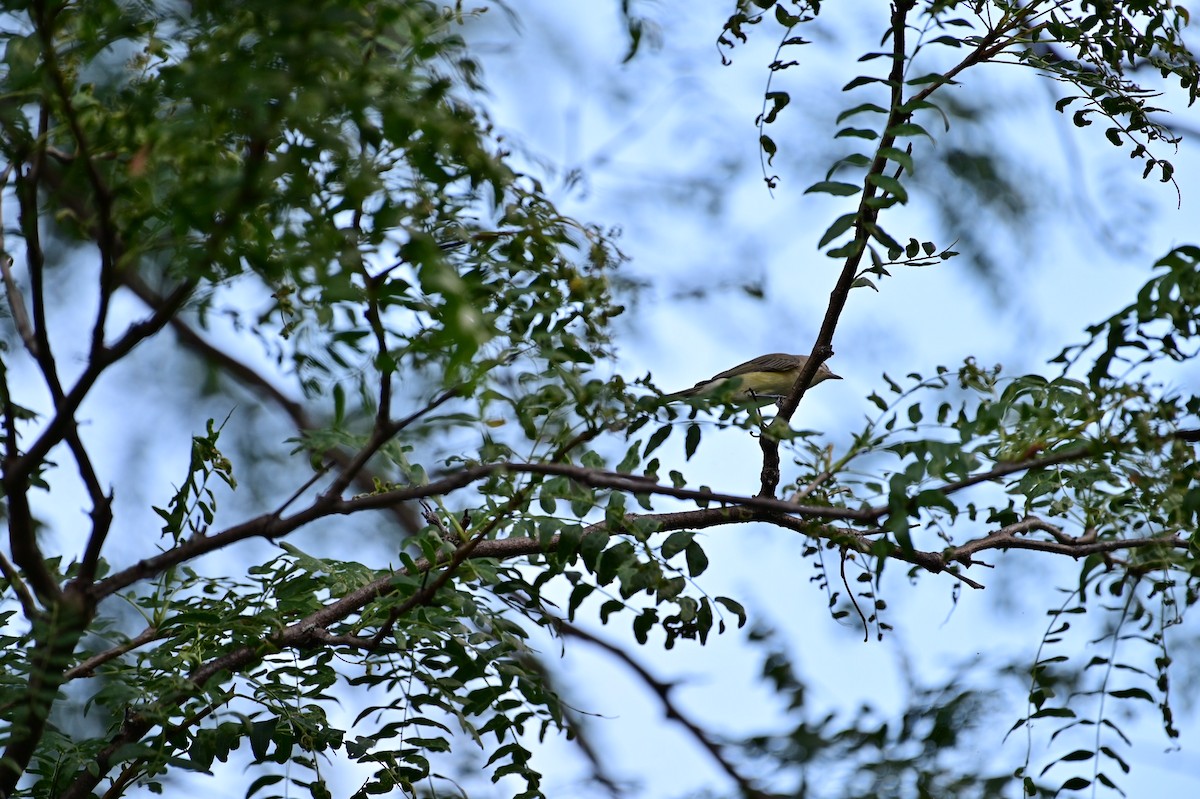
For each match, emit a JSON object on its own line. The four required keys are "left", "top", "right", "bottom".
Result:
{"left": 0, "top": 0, "right": 1197, "bottom": 798}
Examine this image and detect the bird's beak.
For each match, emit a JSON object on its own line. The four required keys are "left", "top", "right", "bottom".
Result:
{"left": 828, "top": 372, "right": 843, "bottom": 380}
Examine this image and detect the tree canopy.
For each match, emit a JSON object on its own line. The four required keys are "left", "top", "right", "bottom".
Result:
{"left": 1, "top": 1, "right": 1199, "bottom": 798}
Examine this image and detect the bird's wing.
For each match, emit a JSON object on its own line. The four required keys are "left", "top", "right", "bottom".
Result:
{"left": 706, "top": 352, "right": 799, "bottom": 381}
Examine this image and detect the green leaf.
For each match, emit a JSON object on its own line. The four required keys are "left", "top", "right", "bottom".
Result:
{"left": 826, "top": 153, "right": 872, "bottom": 178}
{"left": 818, "top": 213, "right": 858, "bottom": 247}
{"left": 715, "top": 596, "right": 747, "bottom": 628}
{"left": 685, "top": 423, "right": 701, "bottom": 460}
{"left": 632, "top": 608, "right": 656, "bottom": 644}
{"left": 836, "top": 127, "right": 880, "bottom": 140}
{"left": 644, "top": 424, "right": 672, "bottom": 457}
{"left": 246, "top": 775, "right": 284, "bottom": 798}
{"left": 760, "top": 134, "right": 778, "bottom": 164}
{"left": 684, "top": 541, "right": 709, "bottom": 577}
{"left": 661, "top": 531, "right": 695, "bottom": 560}
{"left": 843, "top": 75, "right": 888, "bottom": 91}
{"left": 877, "top": 146, "right": 914, "bottom": 174}
{"left": 836, "top": 102, "right": 889, "bottom": 123}
{"left": 804, "top": 180, "right": 861, "bottom": 196}
{"left": 762, "top": 90, "right": 791, "bottom": 124}
{"left": 866, "top": 173, "right": 908, "bottom": 202}
{"left": 886, "top": 121, "right": 932, "bottom": 140}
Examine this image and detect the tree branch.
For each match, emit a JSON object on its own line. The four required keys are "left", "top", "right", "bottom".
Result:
{"left": 88, "top": 435, "right": 1170, "bottom": 604}
{"left": 558, "top": 620, "right": 782, "bottom": 799}
{"left": 60, "top": 496, "right": 1190, "bottom": 795}
{"left": 118, "top": 271, "right": 424, "bottom": 534}
{"left": 948, "top": 515, "right": 1185, "bottom": 565}
{"left": 0, "top": 550, "right": 38, "bottom": 620}
{"left": 758, "top": 1, "right": 1038, "bottom": 499}
{"left": 63, "top": 625, "right": 163, "bottom": 680}
{"left": 759, "top": 0, "right": 920, "bottom": 498}
{"left": 32, "top": 0, "right": 120, "bottom": 362}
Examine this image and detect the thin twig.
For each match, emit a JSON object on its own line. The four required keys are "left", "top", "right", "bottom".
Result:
{"left": 64, "top": 626, "right": 163, "bottom": 680}
{"left": 0, "top": 244, "right": 37, "bottom": 357}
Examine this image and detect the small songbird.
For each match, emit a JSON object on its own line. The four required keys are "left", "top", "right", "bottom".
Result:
{"left": 664, "top": 353, "right": 841, "bottom": 404}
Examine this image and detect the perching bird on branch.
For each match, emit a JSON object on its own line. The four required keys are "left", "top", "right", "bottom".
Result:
{"left": 664, "top": 353, "right": 841, "bottom": 405}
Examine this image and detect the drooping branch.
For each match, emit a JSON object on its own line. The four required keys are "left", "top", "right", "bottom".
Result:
{"left": 558, "top": 619, "right": 783, "bottom": 799}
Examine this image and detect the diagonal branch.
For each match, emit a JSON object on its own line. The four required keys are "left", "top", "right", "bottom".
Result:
{"left": 758, "top": 2, "right": 1041, "bottom": 499}
{"left": 118, "top": 271, "right": 425, "bottom": 534}
{"left": 11, "top": 278, "right": 196, "bottom": 487}
{"left": 63, "top": 625, "right": 164, "bottom": 680}
{"left": 558, "top": 620, "right": 782, "bottom": 799}
{"left": 759, "top": 0, "right": 920, "bottom": 498}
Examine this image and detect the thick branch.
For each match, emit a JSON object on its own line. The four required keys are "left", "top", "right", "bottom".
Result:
{"left": 88, "top": 462, "right": 871, "bottom": 602}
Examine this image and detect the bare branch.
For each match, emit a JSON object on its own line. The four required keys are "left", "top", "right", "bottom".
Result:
{"left": 949, "top": 516, "right": 1185, "bottom": 565}
{"left": 11, "top": 278, "right": 196, "bottom": 486}
{"left": 767, "top": 514, "right": 988, "bottom": 590}
{"left": 31, "top": 0, "right": 121, "bottom": 360}
{"left": 318, "top": 386, "right": 463, "bottom": 505}
{"left": 559, "top": 620, "right": 783, "bottom": 799}
{"left": 63, "top": 429, "right": 113, "bottom": 588}
{"left": 860, "top": 443, "right": 1096, "bottom": 520}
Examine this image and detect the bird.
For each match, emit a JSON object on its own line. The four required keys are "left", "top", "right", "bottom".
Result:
{"left": 664, "top": 353, "right": 841, "bottom": 404}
